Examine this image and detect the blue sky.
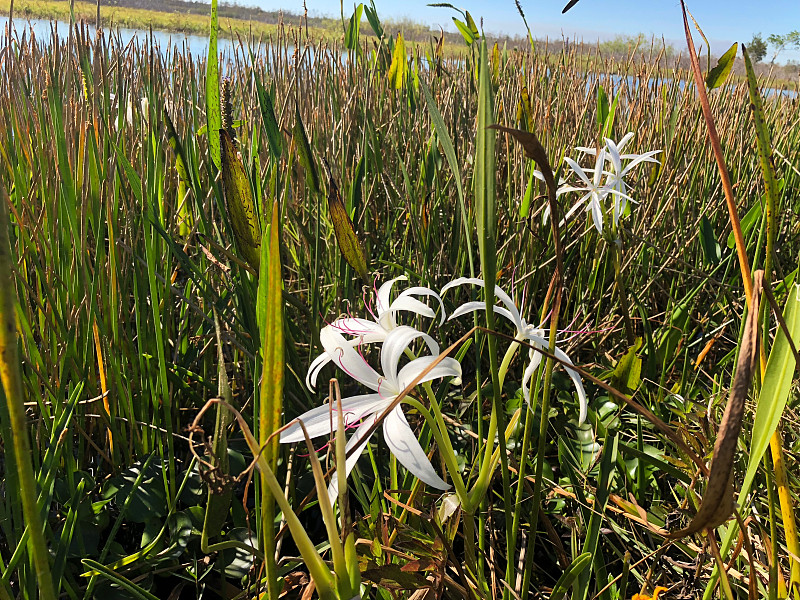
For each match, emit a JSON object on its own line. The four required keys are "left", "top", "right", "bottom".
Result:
{"left": 247, "top": 0, "right": 800, "bottom": 61}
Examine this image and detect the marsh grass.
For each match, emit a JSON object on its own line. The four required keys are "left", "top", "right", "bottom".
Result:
{"left": 0, "top": 11, "right": 799, "bottom": 599}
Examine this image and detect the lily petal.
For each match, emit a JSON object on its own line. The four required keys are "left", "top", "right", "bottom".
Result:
{"left": 521, "top": 344, "right": 544, "bottom": 404}
{"left": 280, "top": 394, "right": 386, "bottom": 443}
{"left": 396, "top": 355, "right": 461, "bottom": 391}
{"left": 381, "top": 326, "right": 440, "bottom": 388}
{"left": 448, "top": 301, "right": 519, "bottom": 331}
{"left": 376, "top": 276, "right": 408, "bottom": 315}
{"left": 393, "top": 286, "right": 446, "bottom": 326}
{"left": 553, "top": 346, "right": 588, "bottom": 425}
{"left": 442, "top": 278, "right": 524, "bottom": 331}
{"left": 383, "top": 406, "right": 450, "bottom": 490}
{"left": 320, "top": 326, "right": 382, "bottom": 391}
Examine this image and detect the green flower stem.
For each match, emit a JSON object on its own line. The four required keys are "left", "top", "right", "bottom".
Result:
{"left": 611, "top": 236, "right": 635, "bottom": 347}
{"left": 521, "top": 294, "right": 562, "bottom": 595}
{"left": 466, "top": 336, "right": 521, "bottom": 510}
{"left": 404, "top": 394, "right": 469, "bottom": 504}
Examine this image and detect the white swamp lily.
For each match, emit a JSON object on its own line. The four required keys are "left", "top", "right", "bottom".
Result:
{"left": 282, "top": 325, "right": 460, "bottom": 504}
{"left": 442, "top": 277, "right": 588, "bottom": 424}
{"left": 306, "top": 276, "right": 445, "bottom": 390}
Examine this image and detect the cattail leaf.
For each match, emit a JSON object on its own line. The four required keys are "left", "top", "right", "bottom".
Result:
{"left": 205, "top": 0, "right": 221, "bottom": 168}
{"left": 326, "top": 169, "right": 368, "bottom": 280}
{"left": 248, "top": 56, "right": 283, "bottom": 161}
{"left": 292, "top": 107, "right": 320, "bottom": 195}
{"left": 668, "top": 273, "right": 762, "bottom": 539}
{"left": 220, "top": 130, "right": 260, "bottom": 270}
{"left": 163, "top": 110, "right": 193, "bottom": 236}
{"left": 562, "top": 0, "right": 581, "bottom": 13}
{"left": 706, "top": 42, "right": 738, "bottom": 89}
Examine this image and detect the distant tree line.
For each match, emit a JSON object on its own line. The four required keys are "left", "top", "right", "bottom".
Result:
{"left": 749, "top": 31, "right": 800, "bottom": 64}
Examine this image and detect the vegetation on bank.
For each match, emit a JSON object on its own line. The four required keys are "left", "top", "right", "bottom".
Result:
{"left": 0, "top": 1, "right": 799, "bottom": 599}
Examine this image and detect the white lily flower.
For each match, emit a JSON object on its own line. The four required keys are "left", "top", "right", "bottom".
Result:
{"left": 282, "top": 325, "right": 460, "bottom": 504}
{"left": 442, "top": 277, "right": 587, "bottom": 424}
{"left": 306, "top": 276, "right": 445, "bottom": 390}
{"left": 559, "top": 147, "right": 634, "bottom": 235}
{"left": 573, "top": 133, "right": 661, "bottom": 230}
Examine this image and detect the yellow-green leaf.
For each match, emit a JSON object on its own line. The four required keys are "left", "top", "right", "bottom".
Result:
{"left": 388, "top": 33, "right": 407, "bottom": 89}
{"left": 257, "top": 200, "right": 284, "bottom": 598}
{"left": 327, "top": 172, "right": 368, "bottom": 279}
{"left": 220, "top": 130, "right": 260, "bottom": 270}
{"left": 706, "top": 42, "right": 738, "bottom": 89}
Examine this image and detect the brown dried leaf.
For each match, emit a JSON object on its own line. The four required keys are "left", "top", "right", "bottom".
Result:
{"left": 668, "top": 272, "right": 762, "bottom": 539}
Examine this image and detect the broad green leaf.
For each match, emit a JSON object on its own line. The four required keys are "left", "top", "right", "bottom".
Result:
{"left": 220, "top": 130, "right": 260, "bottom": 270}
{"left": 345, "top": 4, "right": 364, "bottom": 50}
{"left": 206, "top": 0, "right": 221, "bottom": 168}
{"left": 604, "top": 91, "right": 619, "bottom": 138}
{"left": 465, "top": 11, "right": 479, "bottom": 37}
{"left": 727, "top": 199, "right": 762, "bottom": 249}
{"left": 549, "top": 553, "right": 592, "bottom": 600}
{"left": 257, "top": 201, "right": 284, "bottom": 598}
{"left": 610, "top": 338, "right": 643, "bottom": 394}
{"left": 476, "top": 40, "right": 497, "bottom": 289}
{"left": 163, "top": 110, "right": 193, "bottom": 236}
{"left": 452, "top": 18, "right": 475, "bottom": 45}
{"left": 597, "top": 85, "right": 609, "bottom": 131}
{"left": 706, "top": 42, "right": 738, "bottom": 89}
{"left": 364, "top": 0, "right": 383, "bottom": 38}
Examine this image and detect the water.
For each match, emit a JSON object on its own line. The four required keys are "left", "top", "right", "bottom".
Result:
{"left": 0, "top": 15, "right": 238, "bottom": 58}
{"left": 3, "top": 16, "right": 797, "bottom": 100}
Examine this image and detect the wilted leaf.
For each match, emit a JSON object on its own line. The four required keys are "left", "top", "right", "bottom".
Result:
{"left": 488, "top": 125, "right": 555, "bottom": 192}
